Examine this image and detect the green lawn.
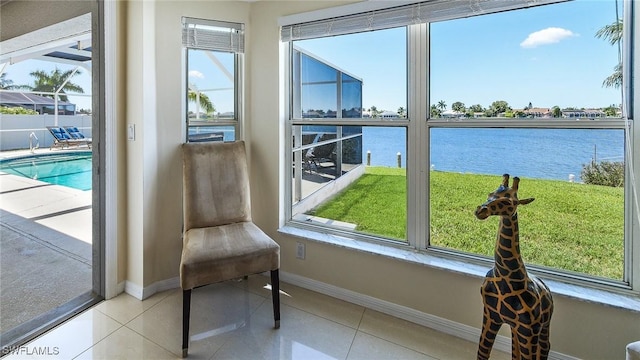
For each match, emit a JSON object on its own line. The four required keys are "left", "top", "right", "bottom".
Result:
{"left": 308, "top": 167, "right": 624, "bottom": 280}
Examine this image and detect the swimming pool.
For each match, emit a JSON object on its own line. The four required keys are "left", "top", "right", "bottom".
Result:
{"left": 0, "top": 152, "right": 92, "bottom": 191}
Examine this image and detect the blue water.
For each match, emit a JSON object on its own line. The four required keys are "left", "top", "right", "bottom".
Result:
{"left": 362, "top": 127, "right": 625, "bottom": 181}
{"left": 188, "top": 126, "right": 235, "bottom": 142}
{"left": 0, "top": 152, "right": 92, "bottom": 191}
{"left": 1, "top": 128, "right": 623, "bottom": 190}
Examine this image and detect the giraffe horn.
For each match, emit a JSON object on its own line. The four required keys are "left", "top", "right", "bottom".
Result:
{"left": 512, "top": 177, "right": 520, "bottom": 190}
{"left": 502, "top": 174, "right": 510, "bottom": 187}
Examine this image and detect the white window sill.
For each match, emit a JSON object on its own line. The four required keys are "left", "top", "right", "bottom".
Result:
{"left": 279, "top": 225, "right": 640, "bottom": 313}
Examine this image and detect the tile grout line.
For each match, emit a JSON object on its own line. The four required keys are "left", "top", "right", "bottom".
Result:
{"left": 121, "top": 292, "right": 186, "bottom": 358}
{"left": 69, "top": 311, "right": 123, "bottom": 360}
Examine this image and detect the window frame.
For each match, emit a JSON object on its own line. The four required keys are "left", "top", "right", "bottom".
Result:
{"left": 282, "top": 1, "right": 639, "bottom": 296}
{"left": 182, "top": 18, "right": 244, "bottom": 143}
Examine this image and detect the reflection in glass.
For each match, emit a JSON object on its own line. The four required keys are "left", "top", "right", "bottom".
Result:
{"left": 292, "top": 126, "right": 407, "bottom": 242}
{"left": 342, "top": 73, "right": 362, "bottom": 118}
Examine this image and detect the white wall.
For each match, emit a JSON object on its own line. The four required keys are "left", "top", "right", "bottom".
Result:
{"left": 123, "top": 0, "right": 251, "bottom": 297}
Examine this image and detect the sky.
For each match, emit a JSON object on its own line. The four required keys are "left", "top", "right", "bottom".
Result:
{"left": 296, "top": 0, "right": 623, "bottom": 112}
{"left": 2, "top": 59, "right": 93, "bottom": 111}
{"left": 187, "top": 50, "right": 235, "bottom": 115}
{"left": 1, "top": 0, "right": 623, "bottom": 113}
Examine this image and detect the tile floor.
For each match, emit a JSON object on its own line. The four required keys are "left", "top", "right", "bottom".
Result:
{"left": 5, "top": 275, "right": 509, "bottom": 359}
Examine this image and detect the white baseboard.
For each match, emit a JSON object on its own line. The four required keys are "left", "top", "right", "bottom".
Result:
{"left": 118, "top": 271, "right": 577, "bottom": 359}
{"left": 124, "top": 281, "right": 144, "bottom": 300}
{"left": 124, "top": 277, "right": 180, "bottom": 300}
{"left": 279, "top": 271, "right": 579, "bottom": 360}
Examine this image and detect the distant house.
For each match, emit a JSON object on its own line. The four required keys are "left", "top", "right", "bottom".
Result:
{"left": 379, "top": 110, "right": 398, "bottom": 119}
{"left": 441, "top": 109, "right": 464, "bottom": 118}
{"left": 0, "top": 92, "right": 76, "bottom": 115}
{"left": 562, "top": 108, "right": 606, "bottom": 119}
{"left": 523, "top": 107, "right": 552, "bottom": 118}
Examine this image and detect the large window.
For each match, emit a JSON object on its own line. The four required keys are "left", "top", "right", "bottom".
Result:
{"left": 183, "top": 18, "right": 242, "bottom": 142}
{"left": 427, "top": 1, "right": 626, "bottom": 282}
{"left": 284, "top": 0, "right": 636, "bottom": 291}
{"left": 289, "top": 29, "right": 408, "bottom": 242}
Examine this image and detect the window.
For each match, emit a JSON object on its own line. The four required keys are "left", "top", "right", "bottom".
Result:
{"left": 284, "top": 0, "right": 637, "bottom": 292}
{"left": 289, "top": 28, "right": 408, "bottom": 242}
{"left": 427, "top": 1, "right": 627, "bottom": 283}
{"left": 182, "top": 18, "right": 243, "bottom": 142}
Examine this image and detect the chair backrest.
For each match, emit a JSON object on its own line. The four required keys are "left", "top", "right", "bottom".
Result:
{"left": 48, "top": 127, "right": 71, "bottom": 141}
{"left": 64, "top": 126, "right": 86, "bottom": 139}
{"left": 182, "top": 141, "right": 252, "bottom": 231}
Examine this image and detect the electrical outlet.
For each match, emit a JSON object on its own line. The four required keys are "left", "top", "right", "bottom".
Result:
{"left": 296, "top": 242, "right": 305, "bottom": 260}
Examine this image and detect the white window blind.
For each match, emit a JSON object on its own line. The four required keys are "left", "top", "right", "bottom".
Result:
{"left": 281, "top": 0, "right": 570, "bottom": 42}
{"left": 182, "top": 17, "right": 244, "bottom": 53}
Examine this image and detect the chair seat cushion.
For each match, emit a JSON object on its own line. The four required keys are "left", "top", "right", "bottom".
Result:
{"left": 628, "top": 341, "right": 640, "bottom": 360}
{"left": 180, "top": 221, "right": 280, "bottom": 290}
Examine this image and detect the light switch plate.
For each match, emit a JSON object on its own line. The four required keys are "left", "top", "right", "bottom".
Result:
{"left": 127, "top": 124, "right": 135, "bottom": 141}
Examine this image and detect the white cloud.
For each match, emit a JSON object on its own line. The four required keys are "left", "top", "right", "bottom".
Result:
{"left": 189, "top": 70, "right": 204, "bottom": 78}
{"left": 520, "top": 27, "right": 576, "bottom": 48}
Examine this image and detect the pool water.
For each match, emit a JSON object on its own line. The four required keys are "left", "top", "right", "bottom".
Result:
{"left": 0, "top": 152, "right": 92, "bottom": 191}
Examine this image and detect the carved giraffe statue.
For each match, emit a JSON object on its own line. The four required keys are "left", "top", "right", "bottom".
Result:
{"left": 474, "top": 174, "right": 553, "bottom": 360}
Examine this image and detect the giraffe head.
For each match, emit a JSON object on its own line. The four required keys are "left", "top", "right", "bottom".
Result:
{"left": 474, "top": 174, "right": 534, "bottom": 220}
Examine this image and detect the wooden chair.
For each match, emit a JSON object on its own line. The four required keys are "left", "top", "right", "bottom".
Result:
{"left": 180, "top": 141, "right": 281, "bottom": 357}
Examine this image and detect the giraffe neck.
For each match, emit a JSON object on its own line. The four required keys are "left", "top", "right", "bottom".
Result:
{"left": 494, "top": 212, "right": 527, "bottom": 279}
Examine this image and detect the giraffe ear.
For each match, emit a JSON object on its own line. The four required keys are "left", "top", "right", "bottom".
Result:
{"left": 519, "top": 198, "right": 535, "bottom": 205}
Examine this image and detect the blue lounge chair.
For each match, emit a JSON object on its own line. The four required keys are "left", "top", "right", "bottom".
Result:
{"left": 47, "top": 126, "right": 92, "bottom": 149}
{"left": 63, "top": 126, "right": 92, "bottom": 142}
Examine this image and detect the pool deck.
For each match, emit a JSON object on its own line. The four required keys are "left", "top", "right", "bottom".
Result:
{"left": 0, "top": 148, "right": 92, "bottom": 333}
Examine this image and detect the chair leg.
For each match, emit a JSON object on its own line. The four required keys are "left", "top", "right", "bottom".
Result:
{"left": 270, "top": 269, "right": 281, "bottom": 329}
{"left": 182, "top": 289, "right": 192, "bottom": 358}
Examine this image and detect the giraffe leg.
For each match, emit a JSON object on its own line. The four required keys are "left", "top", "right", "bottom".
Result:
{"left": 539, "top": 322, "right": 551, "bottom": 360}
{"left": 539, "top": 297, "right": 553, "bottom": 360}
{"left": 510, "top": 327, "right": 521, "bottom": 360}
{"left": 477, "top": 311, "right": 501, "bottom": 360}
{"left": 517, "top": 338, "right": 530, "bottom": 360}
{"left": 517, "top": 332, "right": 536, "bottom": 360}
{"left": 531, "top": 333, "right": 540, "bottom": 360}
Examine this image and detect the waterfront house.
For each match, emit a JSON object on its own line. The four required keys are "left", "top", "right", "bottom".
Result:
{"left": 523, "top": 107, "right": 552, "bottom": 118}
{"left": 562, "top": 108, "right": 608, "bottom": 119}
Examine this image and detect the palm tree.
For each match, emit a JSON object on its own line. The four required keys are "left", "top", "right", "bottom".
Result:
{"left": 596, "top": 19, "right": 622, "bottom": 46}
{"left": 430, "top": 104, "right": 441, "bottom": 118}
{"left": 596, "top": 19, "right": 622, "bottom": 89}
{"left": 437, "top": 100, "right": 447, "bottom": 111}
{"left": 369, "top": 105, "right": 380, "bottom": 118}
{"left": 602, "top": 63, "right": 622, "bottom": 89}
{"left": 187, "top": 89, "right": 214, "bottom": 114}
{"left": 0, "top": 73, "right": 17, "bottom": 90}
{"left": 20, "top": 68, "right": 84, "bottom": 101}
